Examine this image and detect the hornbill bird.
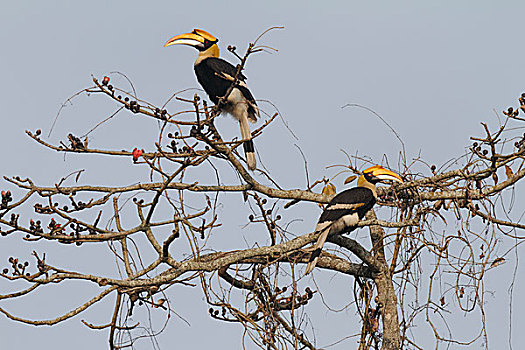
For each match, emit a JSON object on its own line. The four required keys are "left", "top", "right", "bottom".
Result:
{"left": 305, "top": 165, "right": 403, "bottom": 275}
{"left": 164, "top": 29, "right": 259, "bottom": 170}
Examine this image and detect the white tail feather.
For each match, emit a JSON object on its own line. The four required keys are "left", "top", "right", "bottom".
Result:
{"left": 305, "top": 224, "right": 331, "bottom": 275}
{"left": 246, "top": 152, "right": 256, "bottom": 170}
{"left": 239, "top": 113, "right": 256, "bottom": 170}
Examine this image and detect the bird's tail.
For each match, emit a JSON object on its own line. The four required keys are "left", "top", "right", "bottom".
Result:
{"left": 239, "top": 114, "right": 256, "bottom": 170}
{"left": 305, "top": 225, "right": 331, "bottom": 275}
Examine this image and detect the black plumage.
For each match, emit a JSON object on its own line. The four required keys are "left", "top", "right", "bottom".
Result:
{"left": 194, "top": 57, "right": 258, "bottom": 122}
{"left": 317, "top": 187, "right": 376, "bottom": 231}
{"left": 305, "top": 187, "right": 376, "bottom": 274}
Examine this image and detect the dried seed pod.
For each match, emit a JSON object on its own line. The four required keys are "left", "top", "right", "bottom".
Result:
{"left": 492, "top": 172, "right": 498, "bottom": 184}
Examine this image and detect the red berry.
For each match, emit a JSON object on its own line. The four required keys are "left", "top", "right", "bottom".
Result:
{"left": 132, "top": 148, "right": 144, "bottom": 162}
{"left": 102, "top": 76, "right": 110, "bottom": 85}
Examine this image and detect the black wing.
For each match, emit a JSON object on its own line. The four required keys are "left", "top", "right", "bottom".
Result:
{"left": 204, "top": 57, "right": 247, "bottom": 82}
{"left": 318, "top": 187, "right": 376, "bottom": 228}
{"left": 194, "top": 57, "right": 253, "bottom": 104}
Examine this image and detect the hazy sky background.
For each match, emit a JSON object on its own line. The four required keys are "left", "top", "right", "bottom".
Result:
{"left": 1, "top": 1, "right": 525, "bottom": 349}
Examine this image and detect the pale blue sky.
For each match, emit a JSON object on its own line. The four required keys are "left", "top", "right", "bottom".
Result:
{"left": 1, "top": 1, "right": 524, "bottom": 349}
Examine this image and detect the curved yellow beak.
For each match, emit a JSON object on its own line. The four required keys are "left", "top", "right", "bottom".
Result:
{"left": 164, "top": 29, "right": 217, "bottom": 48}
{"left": 364, "top": 165, "right": 403, "bottom": 183}
{"left": 164, "top": 32, "right": 205, "bottom": 48}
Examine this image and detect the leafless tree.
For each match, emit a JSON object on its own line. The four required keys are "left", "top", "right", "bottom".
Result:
{"left": 1, "top": 30, "right": 525, "bottom": 349}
